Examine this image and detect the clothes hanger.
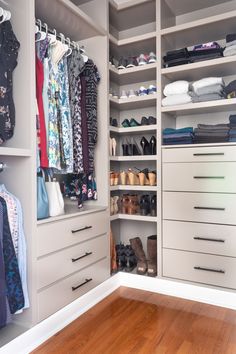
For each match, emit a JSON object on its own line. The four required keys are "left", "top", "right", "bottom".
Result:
{"left": 65, "top": 38, "right": 72, "bottom": 57}
{"left": 35, "top": 19, "right": 47, "bottom": 42}
{"left": 48, "top": 28, "right": 57, "bottom": 45}
{"left": 0, "top": 8, "right": 11, "bottom": 23}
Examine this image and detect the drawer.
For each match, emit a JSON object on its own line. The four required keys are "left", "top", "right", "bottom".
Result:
{"left": 37, "top": 210, "right": 108, "bottom": 257}
{"left": 163, "top": 192, "right": 236, "bottom": 225}
{"left": 163, "top": 162, "right": 236, "bottom": 193}
{"left": 37, "top": 258, "right": 109, "bottom": 322}
{"left": 163, "top": 249, "right": 236, "bottom": 289}
{"left": 163, "top": 220, "right": 236, "bottom": 257}
{"left": 37, "top": 233, "right": 108, "bottom": 289}
{"left": 163, "top": 146, "right": 236, "bottom": 163}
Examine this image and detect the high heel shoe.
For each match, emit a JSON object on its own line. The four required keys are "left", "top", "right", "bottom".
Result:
{"left": 140, "top": 195, "right": 150, "bottom": 216}
{"left": 128, "top": 137, "right": 141, "bottom": 156}
{"left": 120, "top": 171, "right": 127, "bottom": 185}
{"left": 140, "top": 137, "right": 151, "bottom": 155}
{"left": 111, "top": 137, "right": 117, "bottom": 156}
{"left": 148, "top": 171, "right": 156, "bottom": 186}
{"left": 109, "top": 138, "right": 113, "bottom": 156}
{"left": 122, "top": 138, "right": 129, "bottom": 156}
{"left": 150, "top": 136, "right": 156, "bottom": 155}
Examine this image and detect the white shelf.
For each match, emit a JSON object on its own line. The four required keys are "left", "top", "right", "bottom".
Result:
{"left": 110, "top": 185, "right": 157, "bottom": 191}
{"left": 110, "top": 125, "right": 157, "bottom": 134}
{"left": 162, "top": 142, "right": 236, "bottom": 149}
{"left": 110, "top": 0, "right": 153, "bottom": 11}
{"left": 161, "top": 98, "right": 236, "bottom": 116}
{"left": 109, "top": 31, "right": 156, "bottom": 47}
{"left": 110, "top": 155, "right": 157, "bottom": 162}
{"left": 0, "top": 147, "right": 31, "bottom": 157}
{"left": 110, "top": 63, "right": 157, "bottom": 85}
{"left": 160, "top": 10, "right": 236, "bottom": 48}
{"left": 110, "top": 95, "right": 157, "bottom": 110}
{"left": 163, "top": 0, "right": 225, "bottom": 17}
{"left": 110, "top": 213, "right": 157, "bottom": 222}
{"left": 161, "top": 56, "right": 236, "bottom": 82}
{"left": 35, "top": 0, "right": 106, "bottom": 41}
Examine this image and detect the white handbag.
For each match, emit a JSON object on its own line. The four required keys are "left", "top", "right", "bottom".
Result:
{"left": 45, "top": 171, "right": 64, "bottom": 217}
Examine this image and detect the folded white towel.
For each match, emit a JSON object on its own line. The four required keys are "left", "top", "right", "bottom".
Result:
{"left": 162, "top": 93, "right": 192, "bottom": 107}
{"left": 192, "top": 77, "right": 224, "bottom": 91}
{"left": 163, "top": 80, "right": 189, "bottom": 96}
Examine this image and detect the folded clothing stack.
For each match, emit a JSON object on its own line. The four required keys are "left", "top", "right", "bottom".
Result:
{"left": 224, "top": 34, "right": 236, "bottom": 57}
{"left": 229, "top": 115, "right": 236, "bottom": 142}
{"left": 162, "top": 81, "right": 192, "bottom": 107}
{"left": 191, "top": 77, "right": 226, "bottom": 103}
{"left": 163, "top": 48, "right": 190, "bottom": 68}
{"left": 194, "top": 123, "right": 229, "bottom": 144}
{"left": 163, "top": 127, "right": 194, "bottom": 145}
{"left": 225, "top": 80, "right": 236, "bottom": 99}
{"left": 189, "top": 42, "right": 223, "bottom": 63}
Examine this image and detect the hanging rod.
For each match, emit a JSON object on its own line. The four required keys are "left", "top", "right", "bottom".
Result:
{"left": 35, "top": 18, "right": 85, "bottom": 53}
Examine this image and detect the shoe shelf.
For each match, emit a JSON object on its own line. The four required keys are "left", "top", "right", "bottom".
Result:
{"left": 110, "top": 213, "right": 157, "bottom": 222}
{"left": 109, "top": 31, "right": 156, "bottom": 47}
{"left": 110, "top": 95, "right": 157, "bottom": 110}
{"left": 161, "top": 98, "right": 236, "bottom": 116}
{"left": 110, "top": 185, "right": 157, "bottom": 192}
{"left": 109, "top": 125, "right": 157, "bottom": 134}
{"left": 35, "top": 0, "right": 107, "bottom": 41}
{"left": 110, "top": 155, "right": 157, "bottom": 162}
{"left": 160, "top": 10, "right": 236, "bottom": 48}
{"left": 161, "top": 56, "right": 236, "bottom": 82}
{"left": 109, "top": 63, "right": 157, "bottom": 85}
{"left": 0, "top": 147, "right": 32, "bottom": 157}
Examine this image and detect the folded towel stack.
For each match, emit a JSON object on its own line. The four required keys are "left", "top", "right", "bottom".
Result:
{"left": 191, "top": 77, "right": 226, "bottom": 103}
{"left": 162, "top": 81, "right": 192, "bottom": 106}
{"left": 224, "top": 34, "right": 236, "bottom": 57}
{"left": 163, "top": 48, "right": 190, "bottom": 68}
{"left": 229, "top": 115, "right": 236, "bottom": 142}
{"left": 163, "top": 127, "right": 194, "bottom": 145}
{"left": 194, "top": 123, "right": 229, "bottom": 144}
{"left": 189, "top": 42, "right": 223, "bottom": 63}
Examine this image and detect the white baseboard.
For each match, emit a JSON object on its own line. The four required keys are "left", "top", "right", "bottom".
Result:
{"left": 1, "top": 273, "right": 236, "bottom": 354}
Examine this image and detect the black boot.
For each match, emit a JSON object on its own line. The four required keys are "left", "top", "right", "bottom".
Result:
{"left": 150, "top": 195, "right": 157, "bottom": 216}
{"left": 116, "top": 243, "right": 126, "bottom": 271}
{"left": 140, "top": 195, "right": 150, "bottom": 216}
{"left": 124, "top": 245, "right": 137, "bottom": 272}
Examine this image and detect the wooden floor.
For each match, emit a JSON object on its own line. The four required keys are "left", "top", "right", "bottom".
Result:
{"left": 33, "top": 287, "right": 236, "bottom": 354}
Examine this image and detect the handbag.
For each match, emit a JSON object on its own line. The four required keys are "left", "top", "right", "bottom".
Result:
{"left": 45, "top": 169, "right": 64, "bottom": 217}
{"left": 37, "top": 169, "right": 49, "bottom": 220}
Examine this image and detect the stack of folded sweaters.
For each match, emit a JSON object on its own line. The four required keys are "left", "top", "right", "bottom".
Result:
{"left": 162, "top": 80, "right": 192, "bottom": 107}
{"left": 163, "top": 48, "right": 190, "bottom": 68}
{"left": 229, "top": 115, "right": 236, "bottom": 142}
{"left": 224, "top": 34, "right": 236, "bottom": 57}
{"left": 191, "top": 77, "right": 226, "bottom": 102}
{"left": 163, "top": 127, "right": 194, "bottom": 145}
{"left": 194, "top": 123, "right": 229, "bottom": 144}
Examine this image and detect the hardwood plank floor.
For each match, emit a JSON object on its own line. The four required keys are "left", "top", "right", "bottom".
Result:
{"left": 32, "top": 287, "right": 236, "bottom": 354}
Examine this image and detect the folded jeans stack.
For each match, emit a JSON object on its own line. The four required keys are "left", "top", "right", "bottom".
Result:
{"left": 191, "top": 77, "right": 226, "bottom": 103}
{"left": 163, "top": 48, "right": 190, "bottom": 68}
{"left": 194, "top": 123, "right": 229, "bottom": 144}
{"left": 224, "top": 34, "right": 236, "bottom": 57}
{"left": 189, "top": 42, "right": 223, "bottom": 63}
{"left": 229, "top": 115, "right": 236, "bottom": 142}
{"left": 162, "top": 80, "right": 192, "bottom": 106}
{"left": 163, "top": 127, "right": 194, "bottom": 145}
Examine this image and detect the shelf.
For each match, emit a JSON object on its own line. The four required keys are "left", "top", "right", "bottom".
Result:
{"left": 0, "top": 147, "right": 31, "bottom": 157}
{"left": 110, "top": 63, "right": 157, "bottom": 85}
{"left": 110, "top": 213, "right": 157, "bottom": 222}
{"left": 110, "top": 155, "right": 157, "bottom": 162}
{"left": 110, "top": 0, "right": 153, "bottom": 11}
{"left": 161, "top": 56, "right": 236, "bottom": 82}
{"left": 37, "top": 205, "right": 107, "bottom": 225}
{"left": 163, "top": 0, "right": 226, "bottom": 17}
{"left": 110, "top": 31, "right": 156, "bottom": 47}
{"left": 110, "top": 185, "right": 157, "bottom": 191}
{"left": 162, "top": 142, "right": 236, "bottom": 149}
{"left": 110, "top": 95, "right": 157, "bottom": 110}
{"left": 35, "top": 0, "right": 106, "bottom": 41}
{"left": 110, "top": 125, "right": 157, "bottom": 134}
{"left": 160, "top": 10, "right": 236, "bottom": 48}
{"left": 161, "top": 98, "right": 236, "bottom": 116}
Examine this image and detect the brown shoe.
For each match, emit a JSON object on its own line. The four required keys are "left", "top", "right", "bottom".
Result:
{"left": 147, "top": 235, "right": 157, "bottom": 277}
{"left": 127, "top": 194, "right": 139, "bottom": 214}
{"left": 129, "top": 237, "right": 147, "bottom": 275}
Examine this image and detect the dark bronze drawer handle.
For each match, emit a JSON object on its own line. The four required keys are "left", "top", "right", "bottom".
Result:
{"left": 72, "top": 278, "right": 92, "bottom": 291}
{"left": 193, "top": 153, "right": 224, "bottom": 156}
{"left": 193, "top": 176, "right": 225, "bottom": 179}
{"left": 194, "top": 266, "right": 225, "bottom": 274}
{"left": 71, "top": 226, "right": 92, "bottom": 234}
{"left": 72, "top": 252, "right": 93, "bottom": 263}
{"left": 194, "top": 237, "right": 225, "bottom": 243}
{"left": 194, "top": 206, "right": 225, "bottom": 211}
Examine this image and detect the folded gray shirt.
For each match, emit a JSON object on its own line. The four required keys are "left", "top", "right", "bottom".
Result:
{"left": 194, "top": 84, "right": 224, "bottom": 96}
{"left": 192, "top": 93, "right": 224, "bottom": 103}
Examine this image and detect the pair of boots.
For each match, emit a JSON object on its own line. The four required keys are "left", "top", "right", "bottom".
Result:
{"left": 130, "top": 236, "right": 157, "bottom": 277}
{"left": 116, "top": 243, "right": 137, "bottom": 272}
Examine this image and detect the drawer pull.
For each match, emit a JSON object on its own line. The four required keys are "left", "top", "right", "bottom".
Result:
{"left": 193, "top": 176, "right": 225, "bottom": 179}
{"left": 194, "top": 206, "right": 225, "bottom": 211}
{"left": 194, "top": 266, "right": 225, "bottom": 274}
{"left": 72, "top": 252, "right": 93, "bottom": 263}
{"left": 193, "top": 153, "right": 224, "bottom": 157}
{"left": 72, "top": 278, "right": 92, "bottom": 291}
{"left": 194, "top": 237, "right": 225, "bottom": 243}
{"left": 71, "top": 226, "right": 92, "bottom": 234}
